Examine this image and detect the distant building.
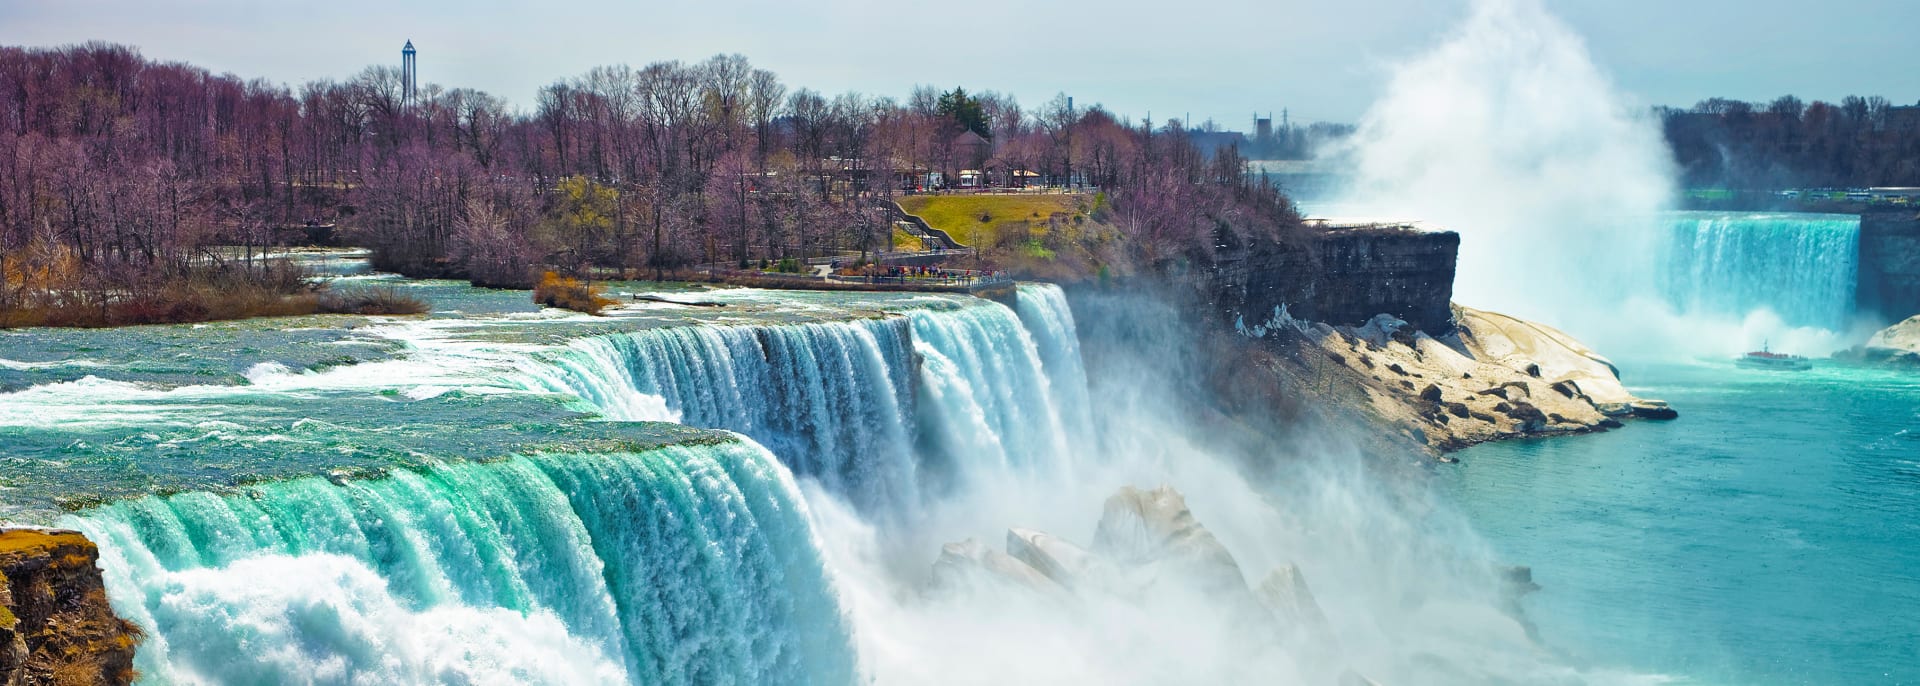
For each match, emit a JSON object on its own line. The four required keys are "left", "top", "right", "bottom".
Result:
{"left": 950, "top": 130, "right": 991, "bottom": 170}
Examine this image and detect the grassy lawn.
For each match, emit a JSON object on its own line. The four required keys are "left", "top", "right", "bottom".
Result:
{"left": 896, "top": 194, "right": 1094, "bottom": 247}
{"left": 891, "top": 226, "right": 928, "bottom": 251}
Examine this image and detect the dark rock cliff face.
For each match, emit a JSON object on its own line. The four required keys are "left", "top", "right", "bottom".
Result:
{"left": 0, "top": 528, "right": 139, "bottom": 686}
{"left": 1208, "top": 226, "right": 1461, "bottom": 334}
{"left": 1858, "top": 211, "right": 1920, "bottom": 321}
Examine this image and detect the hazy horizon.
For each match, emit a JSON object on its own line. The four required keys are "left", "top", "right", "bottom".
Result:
{"left": 4, "top": 0, "right": 1917, "bottom": 127}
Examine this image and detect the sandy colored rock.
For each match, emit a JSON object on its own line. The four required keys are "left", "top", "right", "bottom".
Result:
{"left": 1272, "top": 304, "right": 1671, "bottom": 452}
{"left": 1255, "top": 564, "right": 1332, "bottom": 636}
{"left": 1838, "top": 314, "right": 1920, "bottom": 366}
{"left": 1006, "top": 528, "right": 1102, "bottom": 588}
{"left": 1092, "top": 486, "right": 1247, "bottom": 592}
{"left": 931, "top": 538, "right": 1062, "bottom": 594}
{"left": 1452, "top": 307, "right": 1636, "bottom": 405}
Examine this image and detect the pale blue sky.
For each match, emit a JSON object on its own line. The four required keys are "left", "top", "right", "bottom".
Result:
{"left": 2, "top": 0, "right": 1915, "bottom": 126}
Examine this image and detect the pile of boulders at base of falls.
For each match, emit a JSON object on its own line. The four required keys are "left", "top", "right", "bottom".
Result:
{"left": 1837, "top": 314, "right": 1920, "bottom": 367}
{"left": 930, "top": 486, "right": 1540, "bottom": 686}
{"left": 1243, "top": 303, "right": 1677, "bottom": 452}
{"left": 932, "top": 486, "right": 1359, "bottom": 684}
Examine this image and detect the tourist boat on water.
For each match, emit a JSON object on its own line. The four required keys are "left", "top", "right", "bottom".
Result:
{"left": 1736, "top": 344, "right": 1813, "bottom": 371}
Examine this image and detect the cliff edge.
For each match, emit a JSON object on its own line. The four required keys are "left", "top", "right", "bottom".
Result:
{"left": 1858, "top": 212, "right": 1920, "bottom": 322}
{"left": 1210, "top": 223, "right": 1460, "bottom": 334}
{"left": 0, "top": 528, "right": 139, "bottom": 686}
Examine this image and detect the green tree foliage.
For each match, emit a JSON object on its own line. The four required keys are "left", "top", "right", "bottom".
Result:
{"left": 937, "top": 87, "right": 990, "bottom": 139}
{"left": 542, "top": 176, "right": 620, "bottom": 270}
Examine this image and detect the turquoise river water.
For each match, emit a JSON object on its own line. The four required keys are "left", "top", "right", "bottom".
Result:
{"left": 1448, "top": 359, "right": 1920, "bottom": 684}
{"left": 0, "top": 240, "right": 1915, "bottom": 684}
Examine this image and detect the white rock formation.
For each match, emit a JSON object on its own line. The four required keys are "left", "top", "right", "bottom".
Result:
{"left": 1255, "top": 564, "right": 1333, "bottom": 638}
{"left": 1293, "top": 303, "right": 1674, "bottom": 450}
{"left": 931, "top": 538, "right": 1063, "bottom": 593}
{"left": 931, "top": 486, "right": 1386, "bottom": 684}
{"left": 1092, "top": 486, "right": 1247, "bottom": 593}
{"left": 1006, "top": 528, "right": 1103, "bottom": 588}
{"left": 1840, "top": 314, "right": 1920, "bottom": 366}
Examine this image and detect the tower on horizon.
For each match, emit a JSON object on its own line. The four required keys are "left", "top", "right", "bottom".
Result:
{"left": 401, "top": 40, "right": 418, "bottom": 107}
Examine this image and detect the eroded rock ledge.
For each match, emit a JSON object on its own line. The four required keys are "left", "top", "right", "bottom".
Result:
{"left": 0, "top": 528, "right": 139, "bottom": 686}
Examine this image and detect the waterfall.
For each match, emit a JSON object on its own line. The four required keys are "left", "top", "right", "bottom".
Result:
{"left": 49, "top": 283, "right": 1093, "bottom": 684}
{"left": 907, "top": 289, "right": 1085, "bottom": 489}
{"left": 521, "top": 317, "right": 919, "bottom": 511}
{"left": 1660, "top": 212, "right": 1860, "bottom": 330}
{"left": 64, "top": 439, "right": 856, "bottom": 686}
{"left": 525, "top": 285, "right": 1091, "bottom": 509}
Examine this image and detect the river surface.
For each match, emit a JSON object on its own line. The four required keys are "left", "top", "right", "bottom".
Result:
{"left": 1447, "top": 360, "right": 1920, "bottom": 684}
{"left": 4, "top": 249, "right": 1914, "bottom": 684}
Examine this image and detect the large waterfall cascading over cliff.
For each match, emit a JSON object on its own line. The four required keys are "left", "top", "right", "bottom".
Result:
{"left": 525, "top": 317, "right": 921, "bottom": 511}
{"left": 907, "top": 294, "right": 1086, "bottom": 488}
{"left": 20, "top": 281, "right": 1664, "bottom": 684}
{"left": 45, "top": 285, "right": 1092, "bottom": 685}
{"left": 1659, "top": 212, "right": 1861, "bottom": 331}
{"left": 65, "top": 441, "right": 855, "bottom": 685}
{"left": 526, "top": 286, "right": 1090, "bottom": 510}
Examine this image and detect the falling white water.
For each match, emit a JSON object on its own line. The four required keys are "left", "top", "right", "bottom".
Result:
{"left": 33, "top": 282, "right": 1674, "bottom": 684}
{"left": 1657, "top": 212, "right": 1860, "bottom": 331}
{"left": 69, "top": 441, "right": 854, "bottom": 685}
{"left": 1326, "top": 0, "right": 1873, "bottom": 359}
{"left": 1327, "top": 0, "right": 1675, "bottom": 330}
{"left": 525, "top": 290, "right": 1090, "bottom": 511}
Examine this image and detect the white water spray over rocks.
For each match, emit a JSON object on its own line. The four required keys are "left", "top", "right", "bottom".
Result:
{"left": 1327, "top": 0, "right": 1870, "bottom": 358}
{"left": 1331, "top": 0, "right": 1675, "bottom": 325}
